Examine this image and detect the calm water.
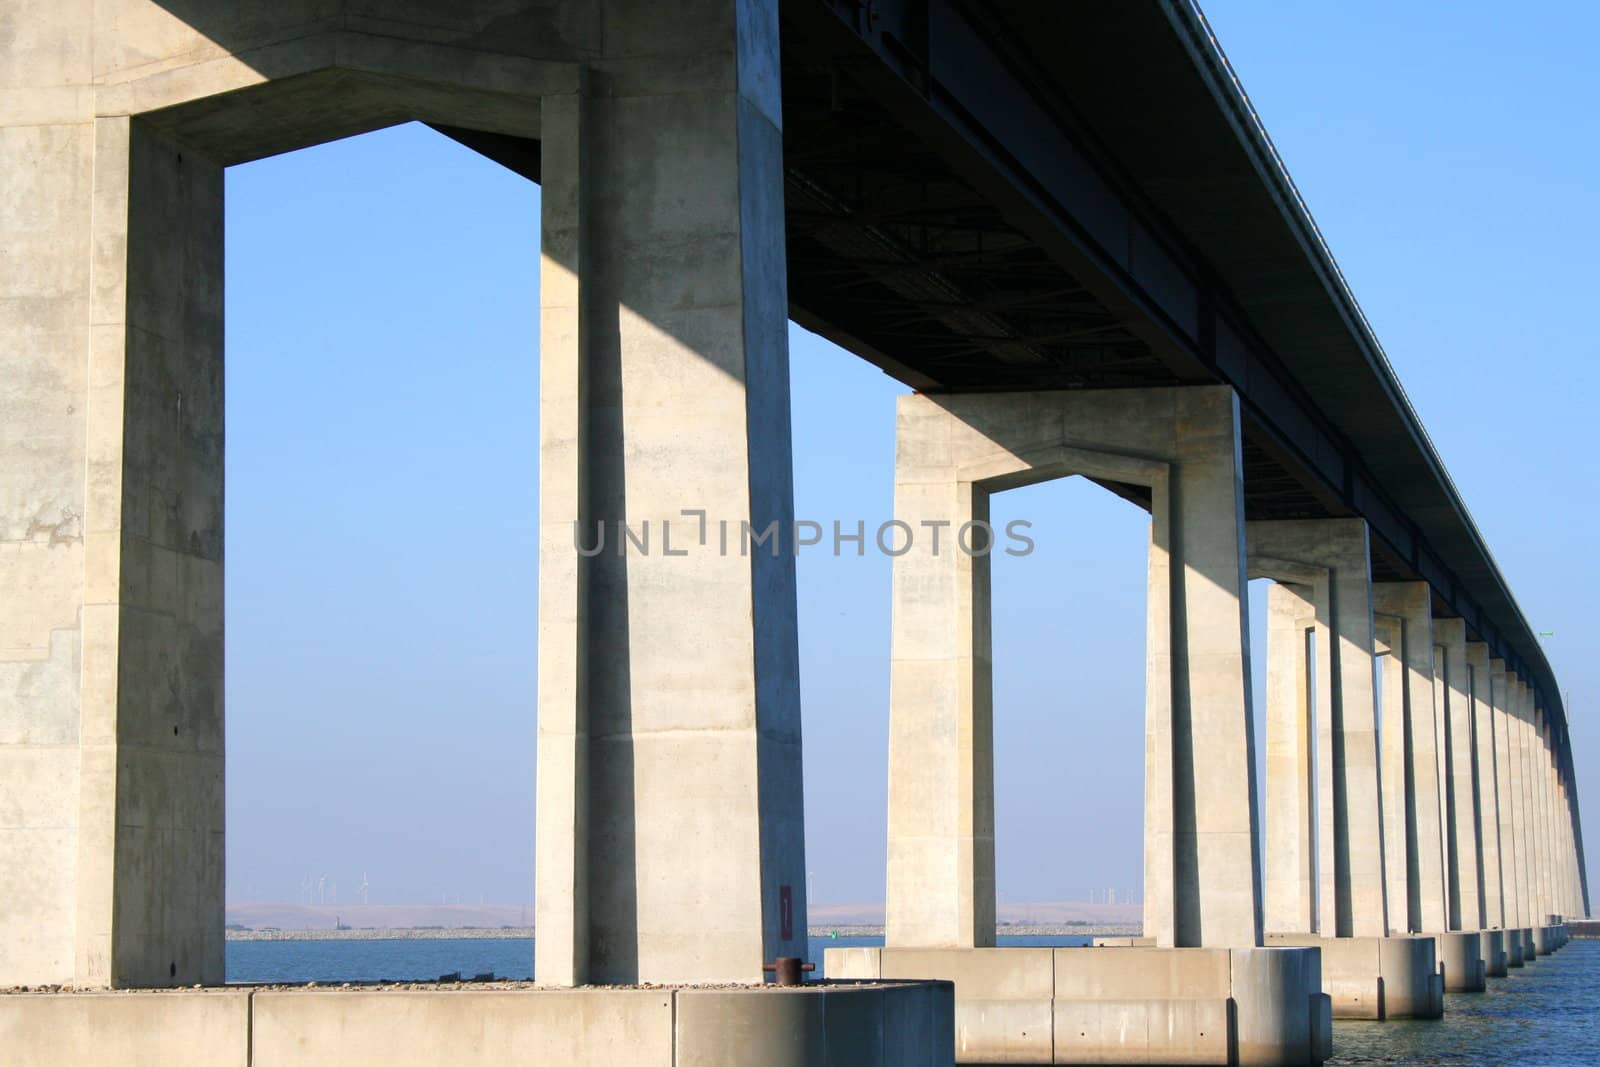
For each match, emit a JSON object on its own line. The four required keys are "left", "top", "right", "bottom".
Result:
{"left": 227, "top": 936, "right": 1600, "bottom": 1065}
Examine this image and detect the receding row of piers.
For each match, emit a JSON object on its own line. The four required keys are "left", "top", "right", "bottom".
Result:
{"left": 880, "top": 386, "right": 1584, "bottom": 954}
{"left": 834, "top": 386, "right": 1583, "bottom": 1061}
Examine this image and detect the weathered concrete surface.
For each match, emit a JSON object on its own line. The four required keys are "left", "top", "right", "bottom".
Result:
{"left": 828, "top": 945, "right": 1329, "bottom": 1065}
{"left": 1249, "top": 521, "right": 1387, "bottom": 941}
{"left": 0, "top": 983, "right": 954, "bottom": 1067}
{"left": 1265, "top": 934, "right": 1440, "bottom": 1020}
{"left": 885, "top": 387, "right": 1260, "bottom": 950}
{"left": 0, "top": 989, "right": 249, "bottom": 1067}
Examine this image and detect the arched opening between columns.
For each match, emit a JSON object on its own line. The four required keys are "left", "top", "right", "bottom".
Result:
{"left": 223, "top": 123, "right": 539, "bottom": 982}
{"left": 988, "top": 476, "right": 1149, "bottom": 928}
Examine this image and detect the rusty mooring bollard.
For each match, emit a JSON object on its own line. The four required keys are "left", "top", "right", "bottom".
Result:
{"left": 762, "top": 957, "right": 816, "bottom": 986}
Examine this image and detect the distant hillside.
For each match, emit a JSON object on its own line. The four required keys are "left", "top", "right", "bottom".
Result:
{"left": 227, "top": 902, "right": 531, "bottom": 931}
{"left": 810, "top": 901, "right": 1143, "bottom": 927}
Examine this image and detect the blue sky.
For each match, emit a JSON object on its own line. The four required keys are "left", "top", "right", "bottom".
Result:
{"left": 223, "top": 1, "right": 1599, "bottom": 912}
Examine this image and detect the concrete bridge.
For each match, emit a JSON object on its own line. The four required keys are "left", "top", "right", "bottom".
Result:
{"left": 0, "top": 1, "right": 1587, "bottom": 1064}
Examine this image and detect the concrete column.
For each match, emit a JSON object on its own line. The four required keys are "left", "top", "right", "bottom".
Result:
{"left": 534, "top": 0, "right": 807, "bottom": 985}
{"left": 1, "top": 15, "right": 97, "bottom": 989}
{"left": 1467, "top": 644, "right": 1503, "bottom": 930}
{"left": 1247, "top": 519, "right": 1386, "bottom": 938}
{"left": 2, "top": 71, "right": 227, "bottom": 987}
{"left": 1492, "top": 662, "right": 1524, "bottom": 930}
{"left": 1375, "top": 615, "right": 1411, "bottom": 934}
{"left": 1510, "top": 680, "right": 1536, "bottom": 928}
{"left": 1434, "top": 620, "right": 1481, "bottom": 930}
{"left": 1561, "top": 777, "right": 1582, "bottom": 918}
{"left": 1371, "top": 583, "right": 1447, "bottom": 933}
{"left": 1534, "top": 709, "right": 1555, "bottom": 921}
{"left": 1521, "top": 685, "right": 1543, "bottom": 924}
{"left": 1258, "top": 575, "right": 1331, "bottom": 935}
{"left": 883, "top": 386, "right": 1260, "bottom": 949}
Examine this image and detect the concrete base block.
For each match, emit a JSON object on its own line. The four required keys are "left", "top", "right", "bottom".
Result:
{"left": 1266, "top": 934, "right": 1441, "bottom": 1019}
{"left": 828, "top": 945, "right": 1328, "bottom": 1066}
{"left": 1430, "top": 932, "right": 1486, "bottom": 993}
{"left": 1479, "top": 929, "right": 1508, "bottom": 978}
{"left": 0, "top": 983, "right": 953, "bottom": 1067}
{"left": 0, "top": 989, "right": 250, "bottom": 1067}
{"left": 1517, "top": 927, "right": 1538, "bottom": 962}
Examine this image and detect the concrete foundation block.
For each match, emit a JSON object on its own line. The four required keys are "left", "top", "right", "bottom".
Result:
{"left": 1506, "top": 929, "right": 1526, "bottom": 966}
{"left": 0, "top": 983, "right": 955, "bottom": 1067}
{"left": 1479, "top": 929, "right": 1508, "bottom": 978}
{"left": 1053, "top": 997, "right": 1228, "bottom": 1065}
{"left": 1431, "top": 932, "right": 1486, "bottom": 993}
{"left": 828, "top": 945, "right": 1328, "bottom": 1065}
{"left": 251, "top": 988, "right": 675, "bottom": 1066}
{"left": 1266, "top": 934, "right": 1439, "bottom": 1019}
{"left": 0, "top": 990, "right": 250, "bottom": 1067}
{"left": 1310, "top": 993, "right": 1333, "bottom": 1065}
{"left": 1228, "top": 947, "right": 1322, "bottom": 1067}
{"left": 1518, "top": 927, "right": 1538, "bottom": 961}
{"left": 676, "top": 983, "right": 954, "bottom": 1067}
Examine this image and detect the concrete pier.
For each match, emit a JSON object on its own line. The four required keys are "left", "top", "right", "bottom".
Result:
{"left": 1431, "top": 931, "right": 1486, "bottom": 994}
{"left": 884, "top": 387, "right": 1260, "bottom": 951}
{"left": 1372, "top": 583, "right": 1449, "bottom": 936}
{"left": 1252, "top": 519, "right": 1387, "bottom": 940}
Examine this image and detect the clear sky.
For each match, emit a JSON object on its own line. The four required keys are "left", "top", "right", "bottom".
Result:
{"left": 222, "top": 1, "right": 1599, "bottom": 913}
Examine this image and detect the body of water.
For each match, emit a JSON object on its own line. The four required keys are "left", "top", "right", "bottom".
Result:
{"left": 226, "top": 936, "right": 1600, "bottom": 1065}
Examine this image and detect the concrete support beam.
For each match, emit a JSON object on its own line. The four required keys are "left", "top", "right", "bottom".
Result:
{"left": 533, "top": 0, "right": 807, "bottom": 985}
{"left": 1248, "top": 521, "right": 1386, "bottom": 939}
{"left": 1434, "top": 619, "right": 1481, "bottom": 931}
{"left": 1533, "top": 709, "right": 1555, "bottom": 922}
{"left": 1371, "top": 584, "right": 1446, "bottom": 934}
{"left": 1467, "top": 644, "right": 1504, "bottom": 930}
{"left": 1509, "top": 680, "right": 1535, "bottom": 930}
{"left": 1374, "top": 616, "right": 1410, "bottom": 935}
{"left": 1, "top": 90, "right": 227, "bottom": 987}
{"left": 1491, "top": 662, "right": 1525, "bottom": 931}
{"left": 1258, "top": 576, "right": 1331, "bottom": 935}
{"left": 884, "top": 387, "right": 1260, "bottom": 948}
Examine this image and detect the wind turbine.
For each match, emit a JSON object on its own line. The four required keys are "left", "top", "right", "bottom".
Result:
{"left": 360, "top": 872, "right": 370, "bottom": 906}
